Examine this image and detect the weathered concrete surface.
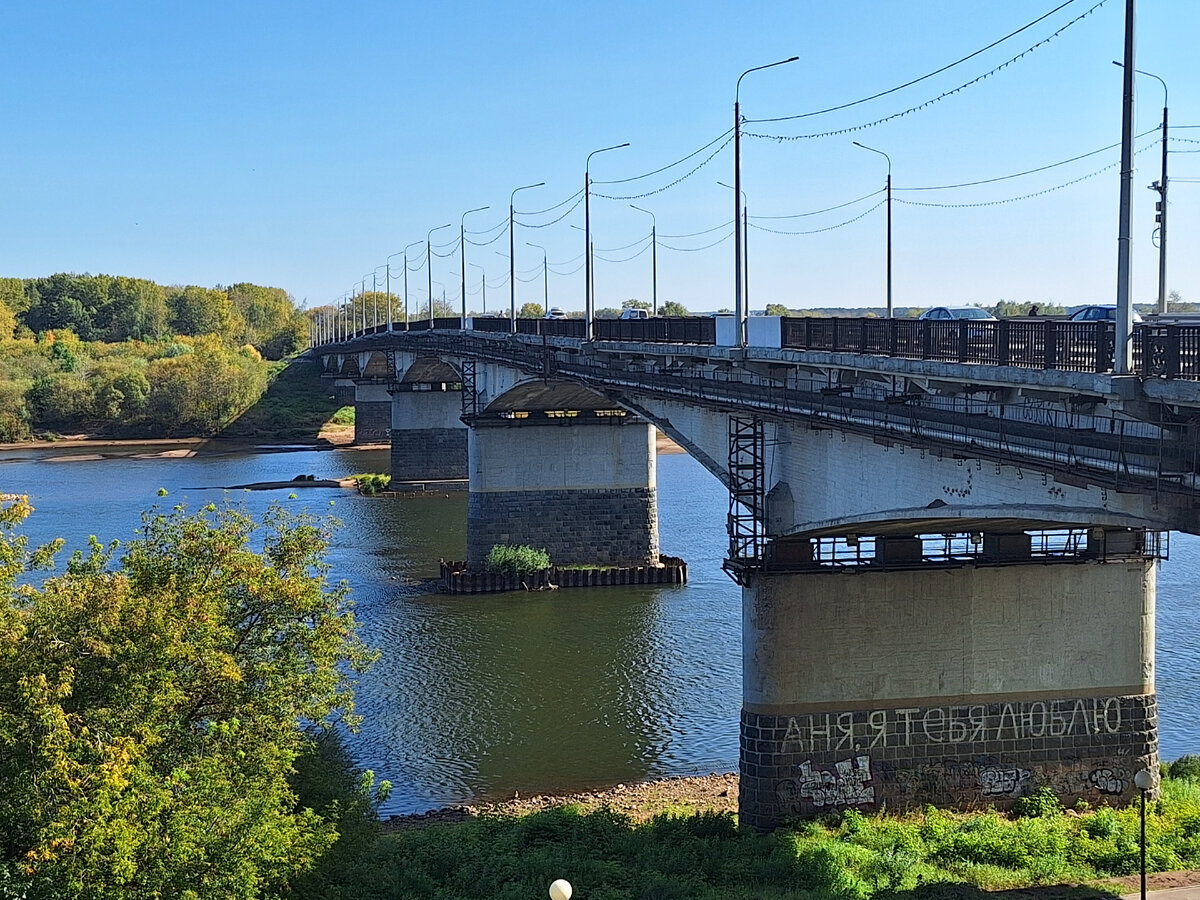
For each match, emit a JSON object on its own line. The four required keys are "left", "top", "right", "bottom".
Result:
{"left": 354, "top": 382, "right": 391, "bottom": 444}
{"left": 466, "top": 418, "right": 659, "bottom": 567}
{"left": 333, "top": 377, "right": 356, "bottom": 407}
{"left": 390, "top": 388, "right": 468, "bottom": 481}
{"left": 739, "top": 559, "right": 1157, "bottom": 828}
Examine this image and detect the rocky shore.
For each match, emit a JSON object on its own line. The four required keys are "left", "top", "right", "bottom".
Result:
{"left": 382, "top": 772, "right": 738, "bottom": 832}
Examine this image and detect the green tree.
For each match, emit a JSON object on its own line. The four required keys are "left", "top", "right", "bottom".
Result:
{"left": 764, "top": 303, "right": 790, "bottom": 317}
{"left": 518, "top": 302, "right": 544, "bottom": 318}
{"left": 144, "top": 335, "right": 268, "bottom": 433}
{"left": 227, "top": 283, "right": 306, "bottom": 359}
{"left": 0, "top": 497, "right": 375, "bottom": 899}
{"left": 621, "top": 298, "right": 651, "bottom": 310}
{"left": 167, "top": 285, "right": 241, "bottom": 341}
{"left": 595, "top": 307, "right": 621, "bottom": 319}
{"left": 659, "top": 301, "right": 689, "bottom": 317}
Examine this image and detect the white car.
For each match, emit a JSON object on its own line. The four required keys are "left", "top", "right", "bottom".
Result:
{"left": 544, "top": 307, "right": 567, "bottom": 319}
{"left": 618, "top": 308, "right": 650, "bottom": 320}
{"left": 1069, "top": 305, "right": 1143, "bottom": 324}
{"left": 918, "top": 307, "right": 997, "bottom": 321}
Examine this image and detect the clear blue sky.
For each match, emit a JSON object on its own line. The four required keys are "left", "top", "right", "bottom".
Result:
{"left": 2, "top": 1, "right": 1197, "bottom": 314}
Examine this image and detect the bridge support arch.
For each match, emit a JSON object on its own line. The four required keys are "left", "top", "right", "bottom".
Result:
{"left": 738, "top": 547, "right": 1157, "bottom": 829}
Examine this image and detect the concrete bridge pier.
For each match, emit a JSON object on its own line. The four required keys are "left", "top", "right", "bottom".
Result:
{"left": 332, "top": 377, "right": 356, "bottom": 408}
{"left": 389, "top": 384, "right": 468, "bottom": 482}
{"left": 739, "top": 549, "right": 1157, "bottom": 829}
{"left": 466, "top": 414, "right": 660, "bottom": 569}
{"left": 353, "top": 381, "right": 392, "bottom": 444}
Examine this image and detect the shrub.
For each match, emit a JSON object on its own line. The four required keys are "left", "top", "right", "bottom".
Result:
{"left": 484, "top": 544, "right": 551, "bottom": 575}
{"left": 1169, "top": 755, "right": 1200, "bottom": 781}
{"left": 1011, "top": 786, "right": 1062, "bottom": 819}
{"left": 350, "top": 473, "right": 391, "bottom": 495}
{"left": 329, "top": 405, "right": 355, "bottom": 425}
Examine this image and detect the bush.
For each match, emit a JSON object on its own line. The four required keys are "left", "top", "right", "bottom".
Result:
{"left": 1011, "top": 787, "right": 1062, "bottom": 819}
{"left": 350, "top": 473, "right": 391, "bottom": 495}
{"left": 329, "top": 405, "right": 355, "bottom": 425}
{"left": 1169, "top": 755, "right": 1200, "bottom": 781}
{"left": 484, "top": 544, "right": 551, "bottom": 575}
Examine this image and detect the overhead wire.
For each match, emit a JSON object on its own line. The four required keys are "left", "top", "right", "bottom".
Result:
{"left": 660, "top": 226, "right": 736, "bottom": 253}
{"left": 751, "top": 200, "right": 887, "bottom": 235}
{"left": 746, "top": 0, "right": 1109, "bottom": 141}
{"left": 749, "top": 0, "right": 1101, "bottom": 126}
{"left": 591, "top": 134, "right": 734, "bottom": 201}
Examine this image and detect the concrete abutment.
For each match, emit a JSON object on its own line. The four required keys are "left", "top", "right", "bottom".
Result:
{"left": 353, "top": 382, "right": 392, "bottom": 444}
{"left": 739, "top": 558, "right": 1157, "bottom": 828}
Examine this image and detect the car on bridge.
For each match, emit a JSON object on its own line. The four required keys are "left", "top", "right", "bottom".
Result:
{"left": 545, "top": 307, "right": 567, "bottom": 319}
{"left": 619, "top": 308, "right": 650, "bottom": 320}
{"left": 917, "top": 307, "right": 997, "bottom": 322}
{"left": 1069, "top": 305, "right": 1143, "bottom": 324}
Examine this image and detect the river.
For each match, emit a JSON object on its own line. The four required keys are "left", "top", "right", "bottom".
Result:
{"left": 0, "top": 441, "right": 1197, "bottom": 816}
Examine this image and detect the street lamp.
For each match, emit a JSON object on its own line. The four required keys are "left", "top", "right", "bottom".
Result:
{"left": 385, "top": 250, "right": 406, "bottom": 330}
{"left": 1114, "top": 61, "right": 1169, "bottom": 315}
{"left": 630, "top": 204, "right": 657, "bottom": 315}
{"left": 469, "top": 262, "right": 486, "bottom": 316}
{"left": 427, "top": 223, "right": 453, "bottom": 327}
{"left": 1114, "top": 0, "right": 1136, "bottom": 374}
{"left": 527, "top": 242, "right": 548, "bottom": 310}
{"left": 853, "top": 141, "right": 893, "bottom": 319}
{"left": 510, "top": 182, "right": 544, "bottom": 331}
{"left": 735, "top": 55, "right": 798, "bottom": 346}
{"left": 585, "top": 143, "right": 629, "bottom": 337}
{"left": 461, "top": 205, "right": 490, "bottom": 329}
{"left": 1135, "top": 767, "right": 1154, "bottom": 900}
{"left": 402, "top": 240, "right": 423, "bottom": 327}
{"left": 718, "top": 182, "right": 749, "bottom": 311}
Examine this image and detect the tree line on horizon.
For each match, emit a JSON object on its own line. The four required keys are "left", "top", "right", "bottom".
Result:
{"left": 0, "top": 273, "right": 311, "bottom": 442}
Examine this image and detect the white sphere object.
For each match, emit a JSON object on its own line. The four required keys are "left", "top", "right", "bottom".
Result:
{"left": 1134, "top": 769, "right": 1155, "bottom": 791}
{"left": 549, "top": 878, "right": 573, "bottom": 900}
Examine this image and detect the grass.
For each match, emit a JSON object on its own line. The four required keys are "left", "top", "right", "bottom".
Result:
{"left": 287, "top": 775, "right": 1200, "bottom": 900}
{"left": 221, "top": 357, "right": 344, "bottom": 438}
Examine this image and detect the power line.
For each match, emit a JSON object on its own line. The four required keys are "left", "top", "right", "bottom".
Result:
{"left": 592, "top": 134, "right": 734, "bottom": 201}
{"left": 660, "top": 226, "right": 736, "bottom": 253}
{"left": 593, "top": 127, "right": 735, "bottom": 185}
{"left": 899, "top": 127, "right": 1158, "bottom": 191}
{"left": 748, "top": 0, "right": 1100, "bottom": 126}
{"left": 746, "top": 0, "right": 1108, "bottom": 141}
{"left": 750, "top": 188, "right": 885, "bottom": 220}
{"left": 751, "top": 200, "right": 886, "bottom": 235}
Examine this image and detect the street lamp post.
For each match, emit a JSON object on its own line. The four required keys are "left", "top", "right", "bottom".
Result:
{"left": 585, "top": 143, "right": 629, "bottom": 337}
{"left": 526, "top": 242, "right": 549, "bottom": 310}
{"left": 469, "top": 263, "right": 486, "bottom": 316}
{"left": 718, "top": 182, "right": 749, "bottom": 312}
{"left": 630, "top": 205, "right": 657, "bottom": 315}
{"left": 853, "top": 141, "right": 893, "bottom": 319}
{"left": 402, "top": 240, "right": 422, "bottom": 327}
{"left": 427, "top": 223, "right": 452, "bottom": 327}
{"left": 1135, "top": 768, "right": 1154, "bottom": 900}
{"left": 460, "top": 206, "right": 490, "bottom": 329}
{"left": 735, "top": 56, "right": 798, "bottom": 346}
{"left": 1114, "top": 0, "right": 1136, "bottom": 374}
{"left": 510, "top": 182, "right": 544, "bottom": 331}
{"left": 385, "top": 250, "right": 405, "bottom": 330}
{"left": 1115, "top": 61, "right": 1169, "bottom": 315}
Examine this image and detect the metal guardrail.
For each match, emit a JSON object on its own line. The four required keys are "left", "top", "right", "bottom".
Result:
{"left": 319, "top": 316, "right": 1200, "bottom": 380}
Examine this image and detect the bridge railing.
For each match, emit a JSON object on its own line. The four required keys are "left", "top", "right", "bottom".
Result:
{"left": 594, "top": 316, "right": 716, "bottom": 344}
{"left": 324, "top": 316, "right": 1200, "bottom": 380}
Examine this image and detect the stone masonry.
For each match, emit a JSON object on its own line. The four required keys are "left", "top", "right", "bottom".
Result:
{"left": 354, "top": 401, "right": 391, "bottom": 444}
{"left": 467, "top": 487, "right": 659, "bottom": 568}
{"left": 390, "top": 428, "right": 468, "bottom": 482}
{"left": 740, "top": 693, "right": 1157, "bottom": 829}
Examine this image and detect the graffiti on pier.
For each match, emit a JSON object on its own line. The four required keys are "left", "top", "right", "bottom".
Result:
{"left": 778, "top": 756, "right": 876, "bottom": 813}
{"left": 978, "top": 765, "right": 1032, "bottom": 797}
{"left": 1088, "top": 767, "right": 1129, "bottom": 795}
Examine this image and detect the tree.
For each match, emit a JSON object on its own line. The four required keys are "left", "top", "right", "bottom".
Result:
{"left": 518, "top": 302, "right": 544, "bottom": 318}
{"left": 595, "top": 307, "right": 621, "bottom": 319}
{"left": 167, "top": 285, "right": 241, "bottom": 341}
{"left": 0, "top": 497, "right": 375, "bottom": 899}
{"left": 144, "top": 335, "right": 268, "bottom": 433}
{"left": 764, "top": 303, "right": 790, "bottom": 317}
{"left": 659, "top": 301, "right": 689, "bottom": 317}
{"left": 621, "top": 298, "right": 651, "bottom": 311}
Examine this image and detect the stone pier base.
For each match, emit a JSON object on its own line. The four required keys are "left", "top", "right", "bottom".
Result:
{"left": 467, "top": 487, "right": 659, "bottom": 568}
{"left": 391, "top": 428, "right": 468, "bottom": 481}
{"left": 740, "top": 558, "right": 1157, "bottom": 829}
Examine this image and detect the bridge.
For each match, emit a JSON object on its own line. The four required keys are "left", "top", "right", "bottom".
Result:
{"left": 315, "top": 314, "right": 1200, "bottom": 827}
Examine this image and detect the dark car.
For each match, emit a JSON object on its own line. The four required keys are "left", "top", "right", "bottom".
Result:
{"left": 1069, "top": 305, "right": 1143, "bottom": 324}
